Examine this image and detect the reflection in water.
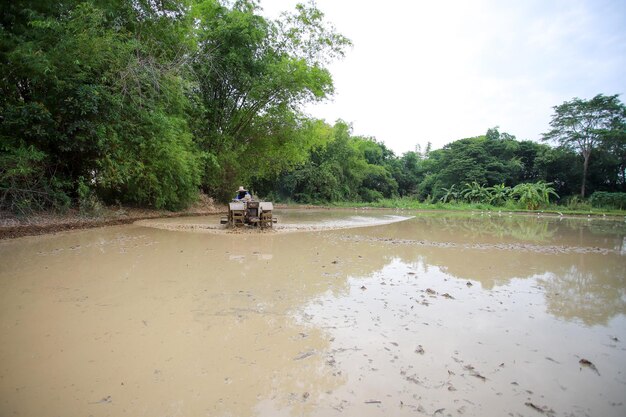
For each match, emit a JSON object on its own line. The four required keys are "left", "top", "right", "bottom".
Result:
{"left": 297, "top": 257, "right": 626, "bottom": 417}
{"left": 418, "top": 212, "right": 557, "bottom": 242}
{"left": 0, "top": 212, "right": 625, "bottom": 417}
{"left": 539, "top": 259, "right": 626, "bottom": 326}
{"left": 339, "top": 213, "right": 626, "bottom": 322}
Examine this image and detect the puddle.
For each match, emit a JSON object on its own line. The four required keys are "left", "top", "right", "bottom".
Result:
{"left": 0, "top": 211, "right": 624, "bottom": 416}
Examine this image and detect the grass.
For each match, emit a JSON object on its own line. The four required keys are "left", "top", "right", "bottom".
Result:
{"left": 325, "top": 197, "right": 626, "bottom": 217}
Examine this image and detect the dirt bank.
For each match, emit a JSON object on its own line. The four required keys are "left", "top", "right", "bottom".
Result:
{"left": 0, "top": 195, "right": 224, "bottom": 240}
{"left": 0, "top": 197, "right": 329, "bottom": 240}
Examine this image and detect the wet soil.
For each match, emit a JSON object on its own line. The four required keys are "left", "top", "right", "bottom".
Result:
{"left": 0, "top": 195, "right": 223, "bottom": 240}
{"left": 0, "top": 211, "right": 625, "bottom": 417}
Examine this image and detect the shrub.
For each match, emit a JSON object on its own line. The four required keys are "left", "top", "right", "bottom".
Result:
{"left": 0, "top": 144, "right": 70, "bottom": 215}
{"left": 510, "top": 182, "right": 558, "bottom": 210}
{"left": 564, "top": 195, "right": 592, "bottom": 211}
{"left": 77, "top": 177, "right": 103, "bottom": 217}
{"left": 589, "top": 192, "right": 626, "bottom": 209}
{"left": 97, "top": 114, "right": 201, "bottom": 210}
{"left": 359, "top": 188, "right": 384, "bottom": 203}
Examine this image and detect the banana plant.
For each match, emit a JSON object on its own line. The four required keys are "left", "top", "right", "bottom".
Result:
{"left": 439, "top": 184, "right": 459, "bottom": 203}
{"left": 461, "top": 181, "right": 489, "bottom": 203}
{"left": 486, "top": 183, "right": 511, "bottom": 206}
{"left": 511, "top": 182, "right": 558, "bottom": 210}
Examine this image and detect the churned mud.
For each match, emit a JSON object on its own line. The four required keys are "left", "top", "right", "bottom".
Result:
{"left": 135, "top": 210, "right": 413, "bottom": 234}
{"left": 0, "top": 211, "right": 624, "bottom": 417}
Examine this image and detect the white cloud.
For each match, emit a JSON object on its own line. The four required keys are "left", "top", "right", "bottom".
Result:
{"left": 261, "top": 0, "right": 626, "bottom": 154}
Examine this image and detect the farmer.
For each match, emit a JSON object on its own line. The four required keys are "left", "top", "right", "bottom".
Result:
{"left": 234, "top": 186, "right": 251, "bottom": 201}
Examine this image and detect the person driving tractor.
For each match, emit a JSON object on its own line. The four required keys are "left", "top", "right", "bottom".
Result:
{"left": 234, "top": 186, "right": 251, "bottom": 201}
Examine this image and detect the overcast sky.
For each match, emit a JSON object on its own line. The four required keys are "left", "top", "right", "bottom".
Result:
{"left": 261, "top": 0, "right": 626, "bottom": 154}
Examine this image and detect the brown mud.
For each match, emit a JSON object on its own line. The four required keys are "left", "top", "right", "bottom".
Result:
{"left": 0, "top": 211, "right": 625, "bottom": 417}
{"left": 0, "top": 195, "right": 224, "bottom": 240}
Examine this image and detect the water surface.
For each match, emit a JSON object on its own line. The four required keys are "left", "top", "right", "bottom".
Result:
{"left": 0, "top": 211, "right": 624, "bottom": 416}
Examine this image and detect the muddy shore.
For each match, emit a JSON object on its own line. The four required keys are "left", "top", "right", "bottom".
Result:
{"left": 0, "top": 194, "right": 227, "bottom": 240}
{"left": 0, "top": 202, "right": 330, "bottom": 240}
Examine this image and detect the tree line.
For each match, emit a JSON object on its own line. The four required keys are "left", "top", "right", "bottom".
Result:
{"left": 1, "top": 0, "right": 350, "bottom": 213}
{"left": 254, "top": 122, "right": 625, "bottom": 209}
{"left": 1, "top": 0, "right": 625, "bottom": 214}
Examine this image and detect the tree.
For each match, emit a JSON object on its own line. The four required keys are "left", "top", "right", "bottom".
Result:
{"left": 190, "top": 0, "right": 350, "bottom": 198}
{"left": 416, "top": 129, "right": 525, "bottom": 200}
{"left": 0, "top": 0, "right": 203, "bottom": 211}
{"left": 543, "top": 94, "right": 626, "bottom": 198}
{"left": 597, "top": 128, "right": 626, "bottom": 191}
{"left": 390, "top": 151, "right": 423, "bottom": 197}
{"left": 267, "top": 120, "right": 399, "bottom": 203}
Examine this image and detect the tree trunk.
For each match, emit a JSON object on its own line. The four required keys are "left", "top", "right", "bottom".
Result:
{"left": 581, "top": 151, "right": 590, "bottom": 198}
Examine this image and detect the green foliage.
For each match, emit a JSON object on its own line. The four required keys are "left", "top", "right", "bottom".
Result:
{"left": 532, "top": 146, "right": 581, "bottom": 196}
{"left": 0, "top": 143, "right": 70, "bottom": 214}
{"left": 2, "top": 1, "right": 625, "bottom": 215}
{"left": 96, "top": 112, "right": 201, "bottom": 210}
{"left": 510, "top": 182, "right": 559, "bottom": 210}
{"left": 265, "top": 121, "right": 399, "bottom": 203}
{"left": 461, "top": 181, "right": 490, "bottom": 203}
{"left": 189, "top": 0, "right": 350, "bottom": 199}
{"left": 543, "top": 94, "right": 626, "bottom": 197}
{"left": 1, "top": 0, "right": 203, "bottom": 212}
{"left": 390, "top": 151, "right": 423, "bottom": 197}
{"left": 563, "top": 195, "right": 592, "bottom": 211}
{"left": 425, "top": 180, "right": 559, "bottom": 210}
{"left": 486, "top": 183, "right": 511, "bottom": 206}
{"left": 77, "top": 176, "right": 102, "bottom": 217}
{"left": 589, "top": 192, "right": 626, "bottom": 209}
{"left": 439, "top": 185, "right": 459, "bottom": 203}
{"left": 415, "top": 128, "right": 544, "bottom": 200}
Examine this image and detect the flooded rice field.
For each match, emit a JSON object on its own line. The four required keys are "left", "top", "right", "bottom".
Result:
{"left": 1, "top": 210, "right": 625, "bottom": 417}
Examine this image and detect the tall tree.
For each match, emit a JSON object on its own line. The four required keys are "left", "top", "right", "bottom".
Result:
{"left": 416, "top": 130, "right": 525, "bottom": 200}
{"left": 189, "top": 0, "right": 350, "bottom": 198}
{"left": 542, "top": 94, "right": 626, "bottom": 198}
{"left": 0, "top": 0, "right": 202, "bottom": 210}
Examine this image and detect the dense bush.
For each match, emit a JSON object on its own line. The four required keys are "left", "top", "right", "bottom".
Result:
{"left": 0, "top": 144, "right": 71, "bottom": 214}
{"left": 589, "top": 192, "right": 626, "bottom": 209}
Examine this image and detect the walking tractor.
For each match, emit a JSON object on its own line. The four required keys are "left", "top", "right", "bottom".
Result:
{"left": 220, "top": 196, "right": 276, "bottom": 228}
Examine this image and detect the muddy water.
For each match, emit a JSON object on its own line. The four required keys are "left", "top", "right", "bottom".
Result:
{"left": 0, "top": 210, "right": 625, "bottom": 417}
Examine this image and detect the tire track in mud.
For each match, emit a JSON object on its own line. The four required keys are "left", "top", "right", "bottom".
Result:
{"left": 134, "top": 216, "right": 414, "bottom": 234}
{"left": 341, "top": 235, "right": 620, "bottom": 255}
